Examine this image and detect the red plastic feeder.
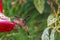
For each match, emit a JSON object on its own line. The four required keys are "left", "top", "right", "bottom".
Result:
{"left": 0, "top": 20, "right": 15, "bottom": 32}
{"left": 0, "top": 0, "right": 16, "bottom": 32}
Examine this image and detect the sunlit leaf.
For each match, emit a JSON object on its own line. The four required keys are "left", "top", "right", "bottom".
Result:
{"left": 34, "top": 0, "right": 45, "bottom": 14}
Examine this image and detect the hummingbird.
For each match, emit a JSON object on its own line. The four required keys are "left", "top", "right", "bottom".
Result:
{"left": 13, "top": 16, "right": 29, "bottom": 35}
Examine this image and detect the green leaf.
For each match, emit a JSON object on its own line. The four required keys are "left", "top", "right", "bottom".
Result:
{"left": 34, "top": 0, "right": 45, "bottom": 14}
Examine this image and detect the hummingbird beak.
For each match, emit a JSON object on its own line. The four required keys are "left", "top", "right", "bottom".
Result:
{"left": 12, "top": 16, "right": 20, "bottom": 19}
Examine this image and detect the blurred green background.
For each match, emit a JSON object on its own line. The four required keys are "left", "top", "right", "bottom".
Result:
{"left": 1, "top": 0, "right": 51, "bottom": 40}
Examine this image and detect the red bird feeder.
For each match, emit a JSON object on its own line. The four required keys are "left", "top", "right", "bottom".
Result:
{"left": 0, "top": 0, "right": 17, "bottom": 32}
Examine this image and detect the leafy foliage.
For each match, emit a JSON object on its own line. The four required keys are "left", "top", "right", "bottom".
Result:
{"left": 1, "top": 0, "right": 51, "bottom": 40}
